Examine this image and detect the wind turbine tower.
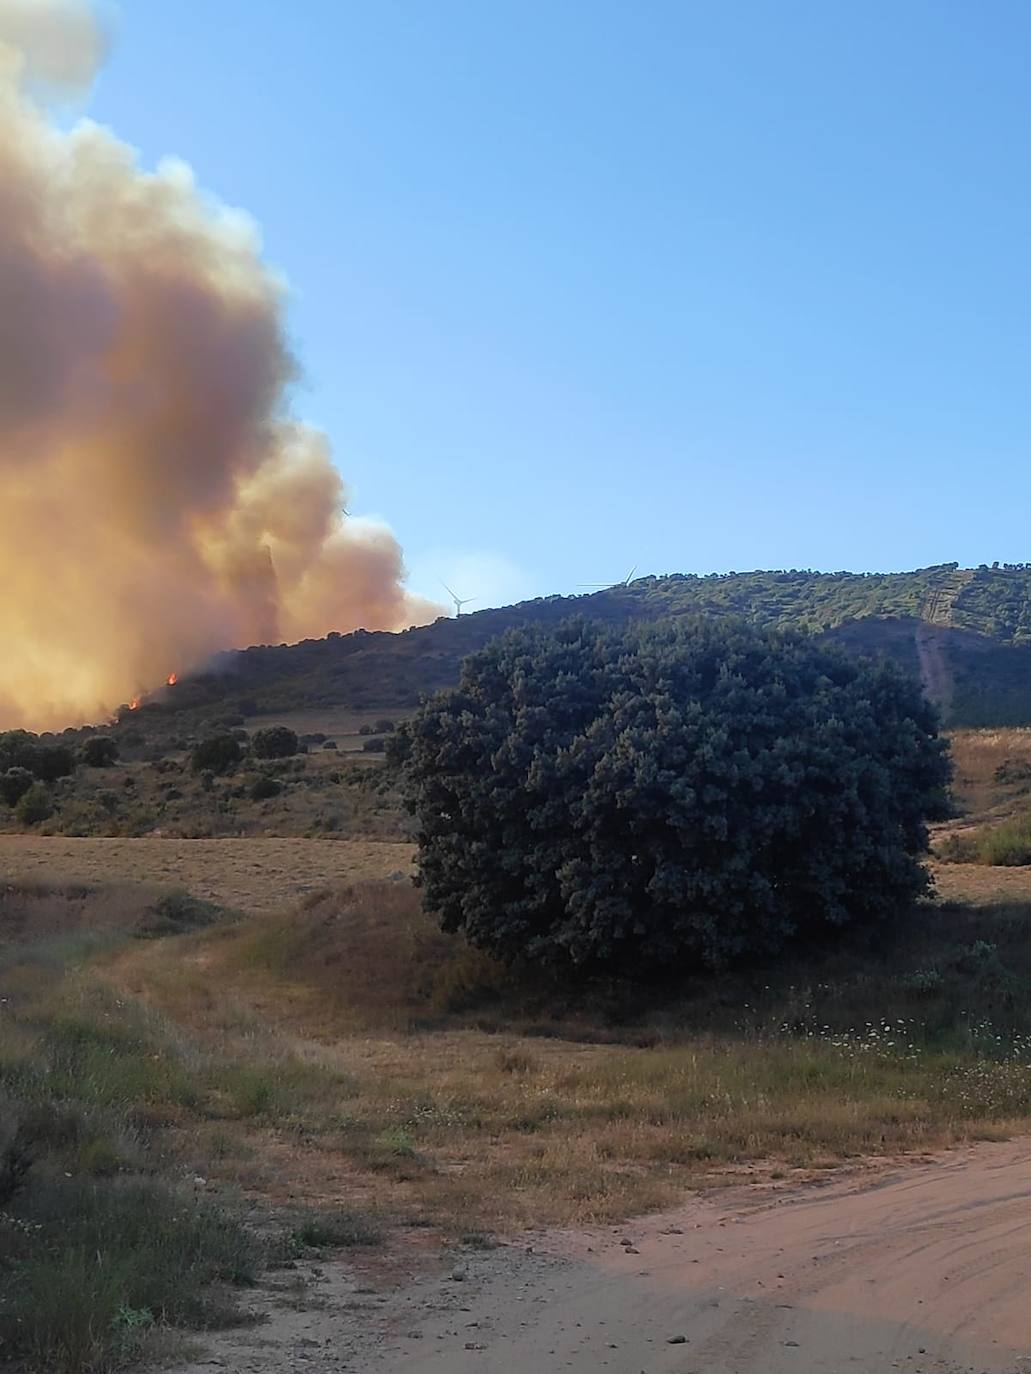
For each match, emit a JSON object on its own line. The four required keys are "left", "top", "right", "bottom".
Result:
{"left": 441, "top": 581, "right": 477, "bottom": 617}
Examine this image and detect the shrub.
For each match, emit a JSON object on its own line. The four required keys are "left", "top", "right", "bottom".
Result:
{"left": 361, "top": 737, "right": 386, "bottom": 753}
{"left": 397, "top": 618, "right": 952, "bottom": 976}
{"left": 80, "top": 736, "right": 118, "bottom": 768}
{"left": 373, "top": 718, "right": 396, "bottom": 734}
{"left": 251, "top": 725, "right": 298, "bottom": 759}
{"left": 322, "top": 740, "right": 339, "bottom": 751}
{"left": 190, "top": 734, "right": 242, "bottom": 775}
{"left": 0, "top": 766, "right": 34, "bottom": 807}
{"left": 289, "top": 1209, "right": 382, "bottom": 1250}
{"left": 134, "top": 891, "right": 226, "bottom": 938}
{"left": 0, "top": 731, "right": 75, "bottom": 782}
{"left": 15, "top": 783, "right": 53, "bottom": 827}
{"left": 250, "top": 775, "right": 282, "bottom": 801}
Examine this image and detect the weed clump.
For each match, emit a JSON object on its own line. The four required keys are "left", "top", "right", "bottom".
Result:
{"left": 0, "top": 1175, "right": 259, "bottom": 1373}
{"left": 288, "top": 1208, "right": 382, "bottom": 1250}
{"left": 939, "top": 816, "right": 1031, "bottom": 865}
{"left": 134, "top": 889, "right": 227, "bottom": 938}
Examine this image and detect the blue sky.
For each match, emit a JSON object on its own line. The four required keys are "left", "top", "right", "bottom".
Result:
{"left": 87, "top": 1, "right": 1030, "bottom": 609}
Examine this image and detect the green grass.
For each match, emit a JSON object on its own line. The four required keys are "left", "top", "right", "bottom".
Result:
{"left": 0, "top": 1173, "right": 259, "bottom": 1373}
{"left": 288, "top": 1208, "right": 383, "bottom": 1250}
{"left": 939, "top": 815, "right": 1031, "bottom": 865}
{"left": 0, "top": 905, "right": 372, "bottom": 1374}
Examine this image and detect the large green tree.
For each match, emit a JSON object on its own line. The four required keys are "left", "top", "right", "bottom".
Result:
{"left": 395, "top": 618, "right": 951, "bottom": 975}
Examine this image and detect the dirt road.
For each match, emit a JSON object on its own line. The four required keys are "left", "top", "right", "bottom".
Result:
{"left": 177, "top": 1139, "right": 1031, "bottom": 1373}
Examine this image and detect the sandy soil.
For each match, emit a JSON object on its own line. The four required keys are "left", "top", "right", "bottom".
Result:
{"left": 0, "top": 836, "right": 414, "bottom": 912}
{"left": 175, "top": 1138, "right": 1031, "bottom": 1374}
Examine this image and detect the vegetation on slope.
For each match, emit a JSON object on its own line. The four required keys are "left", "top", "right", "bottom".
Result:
{"left": 68, "top": 561, "right": 1031, "bottom": 734}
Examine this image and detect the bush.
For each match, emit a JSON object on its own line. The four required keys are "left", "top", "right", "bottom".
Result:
{"left": 15, "top": 783, "right": 53, "bottom": 827}
{"left": 397, "top": 618, "right": 952, "bottom": 976}
{"left": 250, "top": 775, "right": 282, "bottom": 801}
{"left": 251, "top": 725, "right": 298, "bottom": 759}
{"left": 373, "top": 718, "right": 396, "bottom": 734}
{"left": 135, "top": 891, "right": 226, "bottom": 938}
{"left": 0, "top": 731, "right": 75, "bottom": 782}
{"left": 322, "top": 740, "right": 339, "bottom": 751}
{"left": 361, "top": 737, "right": 386, "bottom": 753}
{"left": 0, "top": 766, "right": 34, "bottom": 807}
{"left": 289, "top": 1209, "right": 382, "bottom": 1250}
{"left": 80, "top": 736, "right": 118, "bottom": 768}
{"left": 190, "top": 734, "right": 242, "bottom": 775}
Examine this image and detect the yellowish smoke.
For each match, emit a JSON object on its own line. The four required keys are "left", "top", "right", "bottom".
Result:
{"left": 0, "top": 0, "right": 439, "bottom": 730}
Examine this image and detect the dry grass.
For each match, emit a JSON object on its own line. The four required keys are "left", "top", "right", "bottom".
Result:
{"left": 934, "top": 729, "right": 1031, "bottom": 867}
{"left": 0, "top": 836, "right": 413, "bottom": 913}
{"left": 934, "top": 860, "right": 1031, "bottom": 904}
{"left": 947, "top": 727, "right": 1031, "bottom": 820}
{"left": 6, "top": 856, "right": 1031, "bottom": 1253}
{"left": 86, "top": 877, "right": 1031, "bottom": 1234}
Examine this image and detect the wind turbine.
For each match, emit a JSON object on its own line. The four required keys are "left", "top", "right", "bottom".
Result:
{"left": 577, "top": 565, "right": 637, "bottom": 591}
{"left": 441, "top": 581, "right": 477, "bottom": 617}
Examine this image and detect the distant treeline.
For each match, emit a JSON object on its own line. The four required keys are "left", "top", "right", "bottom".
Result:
{"left": 102, "top": 564, "right": 1031, "bottom": 732}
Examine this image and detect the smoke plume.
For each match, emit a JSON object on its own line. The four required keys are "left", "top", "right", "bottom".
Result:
{"left": 0, "top": 0, "right": 439, "bottom": 730}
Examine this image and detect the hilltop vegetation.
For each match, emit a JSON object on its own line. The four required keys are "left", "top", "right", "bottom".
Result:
{"left": 9, "top": 563, "right": 1031, "bottom": 838}
{"left": 89, "top": 563, "right": 1031, "bottom": 736}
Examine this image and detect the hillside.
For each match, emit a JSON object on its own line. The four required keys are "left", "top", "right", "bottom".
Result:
{"left": 130, "top": 562, "right": 1031, "bottom": 731}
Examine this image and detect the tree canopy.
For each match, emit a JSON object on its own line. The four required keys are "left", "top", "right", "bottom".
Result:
{"left": 251, "top": 725, "right": 299, "bottom": 759}
{"left": 0, "top": 731, "right": 75, "bottom": 782}
{"left": 396, "top": 618, "right": 951, "bottom": 976}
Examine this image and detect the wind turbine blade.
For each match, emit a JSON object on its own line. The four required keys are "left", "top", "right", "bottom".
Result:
{"left": 624, "top": 565, "right": 637, "bottom": 584}
{"left": 440, "top": 581, "right": 459, "bottom": 601}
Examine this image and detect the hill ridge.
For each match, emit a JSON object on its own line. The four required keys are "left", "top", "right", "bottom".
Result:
{"left": 134, "top": 564, "right": 1031, "bottom": 731}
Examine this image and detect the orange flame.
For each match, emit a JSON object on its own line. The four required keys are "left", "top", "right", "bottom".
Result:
{"left": 166, "top": 673, "right": 178, "bottom": 686}
{"left": 128, "top": 696, "right": 141, "bottom": 711}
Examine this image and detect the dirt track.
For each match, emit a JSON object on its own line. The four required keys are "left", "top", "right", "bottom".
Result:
{"left": 177, "top": 1139, "right": 1031, "bottom": 1373}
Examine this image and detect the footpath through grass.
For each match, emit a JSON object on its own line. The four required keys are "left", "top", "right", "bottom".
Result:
{"left": 0, "top": 884, "right": 381, "bottom": 1374}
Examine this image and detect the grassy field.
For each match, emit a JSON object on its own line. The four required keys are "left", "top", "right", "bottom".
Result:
{"left": 5, "top": 728, "right": 1031, "bottom": 1370}
{"left": 6, "top": 863, "right": 1031, "bottom": 1222}
{"left": 0, "top": 836, "right": 413, "bottom": 912}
